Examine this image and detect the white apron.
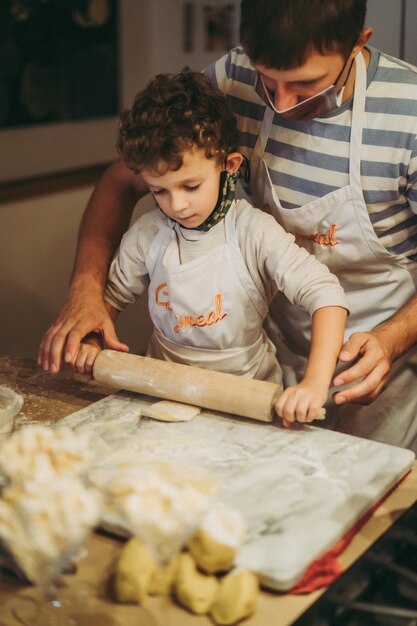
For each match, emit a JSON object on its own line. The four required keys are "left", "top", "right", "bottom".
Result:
{"left": 245, "top": 52, "right": 417, "bottom": 449}
{"left": 145, "top": 202, "right": 281, "bottom": 382}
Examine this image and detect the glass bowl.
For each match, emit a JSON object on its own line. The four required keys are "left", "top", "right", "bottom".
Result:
{"left": 0, "top": 386, "right": 23, "bottom": 434}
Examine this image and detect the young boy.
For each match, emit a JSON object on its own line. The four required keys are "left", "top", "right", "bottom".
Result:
{"left": 75, "top": 69, "right": 348, "bottom": 425}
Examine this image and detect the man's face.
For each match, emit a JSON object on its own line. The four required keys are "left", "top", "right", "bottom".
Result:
{"left": 253, "top": 49, "right": 350, "bottom": 112}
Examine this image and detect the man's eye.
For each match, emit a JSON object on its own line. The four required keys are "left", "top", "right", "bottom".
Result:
{"left": 293, "top": 80, "right": 318, "bottom": 88}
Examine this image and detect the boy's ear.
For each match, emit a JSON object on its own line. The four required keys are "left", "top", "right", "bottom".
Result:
{"left": 225, "top": 152, "right": 244, "bottom": 174}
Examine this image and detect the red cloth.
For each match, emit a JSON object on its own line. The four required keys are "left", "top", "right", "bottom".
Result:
{"left": 289, "top": 472, "right": 410, "bottom": 594}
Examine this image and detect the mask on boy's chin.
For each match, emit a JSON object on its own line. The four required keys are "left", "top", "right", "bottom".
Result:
{"left": 194, "top": 169, "right": 238, "bottom": 232}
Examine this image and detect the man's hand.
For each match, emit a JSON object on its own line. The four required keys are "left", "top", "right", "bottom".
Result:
{"left": 332, "top": 331, "right": 392, "bottom": 405}
{"left": 37, "top": 291, "right": 128, "bottom": 374}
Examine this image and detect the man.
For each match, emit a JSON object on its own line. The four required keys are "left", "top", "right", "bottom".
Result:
{"left": 39, "top": 0, "right": 417, "bottom": 449}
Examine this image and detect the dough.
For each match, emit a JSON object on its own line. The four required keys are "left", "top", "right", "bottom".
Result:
{"left": 141, "top": 400, "right": 201, "bottom": 422}
{"left": 210, "top": 568, "right": 259, "bottom": 625}
{"left": 148, "top": 553, "right": 180, "bottom": 596}
{"left": 174, "top": 552, "right": 218, "bottom": 615}
{"left": 187, "top": 504, "right": 246, "bottom": 574}
{"left": 114, "top": 537, "right": 158, "bottom": 603}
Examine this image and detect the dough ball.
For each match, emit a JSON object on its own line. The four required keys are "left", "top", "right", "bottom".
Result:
{"left": 114, "top": 537, "right": 158, "bottom": 603}
{"left": 210, "top": 568, "right": 259, "bottom": 625}
{"left": 148, "top": 553, "right": 180, "bottom": 596}
{"left": 141, "top": 401, "right": 201, "bottom": 422}
{"left": 174, "top": 552, "right": 218, "bottom": 615}
{"left": 187, "top": 504, "right": 246, "bottom": 574}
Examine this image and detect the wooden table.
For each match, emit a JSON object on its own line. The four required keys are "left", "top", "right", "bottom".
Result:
{"left": 1, "top": 354, "right": 416, "bottom": 626}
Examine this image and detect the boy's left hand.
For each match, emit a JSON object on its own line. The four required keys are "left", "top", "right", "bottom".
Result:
{"left": 275, "top": 381, "right": 327, "bottom": 427}
{"left": 72, "top": 341, "right": 102, "bottom": 377}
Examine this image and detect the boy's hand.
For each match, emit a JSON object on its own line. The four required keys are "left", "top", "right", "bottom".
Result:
{"left": 275, "top": 381, "right": 327, "bottom": 427}
{"left": 72, "top": 335, "right": 102, "bottom": 377}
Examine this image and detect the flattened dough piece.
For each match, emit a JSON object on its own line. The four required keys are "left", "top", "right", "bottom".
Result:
{"left": 141, "top": 401, "right": 201, "bottom": 422}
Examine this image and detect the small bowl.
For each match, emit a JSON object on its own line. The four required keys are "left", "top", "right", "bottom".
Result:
{"left": 0, "top": 386, "right": 24, "bottom": 434}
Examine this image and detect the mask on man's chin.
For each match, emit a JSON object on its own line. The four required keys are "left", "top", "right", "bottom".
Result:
{"left": 255, "top": 75, "right": 346, "bottom": 121}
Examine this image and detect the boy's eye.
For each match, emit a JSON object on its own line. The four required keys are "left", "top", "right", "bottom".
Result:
{"left": 185, "top": 185, "right": 200, "bottom": 192}
{"left": 152, "top": 189, "right": 165, "bottom": 196}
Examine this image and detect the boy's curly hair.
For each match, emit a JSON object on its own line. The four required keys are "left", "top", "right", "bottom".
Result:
{"left": 117, "top": 68, "right": 238, "bottom": 174}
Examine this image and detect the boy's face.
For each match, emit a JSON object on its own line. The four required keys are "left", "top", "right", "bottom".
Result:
{"left": 141, "top": 147, "right": 224, "bottom": 229}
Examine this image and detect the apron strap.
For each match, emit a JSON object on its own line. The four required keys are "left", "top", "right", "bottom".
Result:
{"left": 224, "top": 202, "right": 269, "bottom": 319}
{"left": 253, "top": 107, "right": 275, "bottom": 158}
{"left": 348, "top": 52, "right": 367, "bottom": 191}
{"left": 145, "top": 219, "right": 175, "bottom": 276}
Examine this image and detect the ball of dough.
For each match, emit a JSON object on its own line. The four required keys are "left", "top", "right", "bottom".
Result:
{"left": 174, "top": 552, "right": 218, "bottom": 615}
{"left": 187, "top": 504, "right": 245, "bottom": 574}
{"left": 210, "top": 568, "right": 259, "bottom": 625}
{"left": 148, "top": 553, "right": 180, "bottom": 596}
{"left": 114, "top": 537, "right": 158, "bottom": 603}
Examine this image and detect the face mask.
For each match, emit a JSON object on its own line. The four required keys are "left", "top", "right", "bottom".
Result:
{"left": 194, "top": 169, "right": 238, "bottom": 232}
{"left": 255, "top": 55, "right": 354, "bottom": 121}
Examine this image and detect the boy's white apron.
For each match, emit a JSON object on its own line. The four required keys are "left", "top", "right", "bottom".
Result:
{"left": 246, "top": 52, "right": 417, "bottom": 449}
{"left": 145, "top": 203, "right": 281, "bottom": 382}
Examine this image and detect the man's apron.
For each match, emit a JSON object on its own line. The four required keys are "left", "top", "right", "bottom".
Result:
{"left": 144, "top": 202, "right": 281, "bottom": 383}
{"left": 245, "top": 52, "right": 417, "bottom": 449}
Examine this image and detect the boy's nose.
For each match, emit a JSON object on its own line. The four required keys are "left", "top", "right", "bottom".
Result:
{"left": 171, "top": 193, "right": 188, "bottom": 214}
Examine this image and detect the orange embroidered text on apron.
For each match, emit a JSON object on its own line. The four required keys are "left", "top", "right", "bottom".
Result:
{"left": 294, "top": 224, "right": 339, "bottom": 246}
{"left": 155, "top": 282, "right": 228, "bottom": 332}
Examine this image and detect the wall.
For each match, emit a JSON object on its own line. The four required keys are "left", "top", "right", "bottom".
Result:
{"left": 366, "top": 0, "right": 417, "bottom": 65}
{"left": 0, "top": 186, "right": 154, "bottom": 359}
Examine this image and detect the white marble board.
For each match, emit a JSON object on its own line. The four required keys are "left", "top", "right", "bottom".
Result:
{"left": 58, "top": 391, "right": 415, "bottom": 591}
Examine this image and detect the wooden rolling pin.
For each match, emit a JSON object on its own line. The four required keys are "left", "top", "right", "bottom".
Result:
{"left": 93, "top": 350, "right": 281, "bottom": 422}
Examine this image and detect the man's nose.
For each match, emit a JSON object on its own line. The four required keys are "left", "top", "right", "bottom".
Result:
{"left": 273, "top": 82, "right": 298, "bottom": 111}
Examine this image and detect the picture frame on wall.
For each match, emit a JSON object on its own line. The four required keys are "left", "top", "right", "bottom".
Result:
{"left": 0, "top": 0, "right": 121, "bottom": 184}
{"left": 202, "top": 2, "right": 238, "bottom": 52}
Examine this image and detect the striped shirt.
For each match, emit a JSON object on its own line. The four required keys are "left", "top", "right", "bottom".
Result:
{"left": 205, "top": 46, "right": 417, "bottom": 261}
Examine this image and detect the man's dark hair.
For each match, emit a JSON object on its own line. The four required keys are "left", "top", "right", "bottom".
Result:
{"left": 118, "top": 68, "right": 238, "bottom": 174}
{"left": 240, "top": 0, "right": 367, "bottom": 69}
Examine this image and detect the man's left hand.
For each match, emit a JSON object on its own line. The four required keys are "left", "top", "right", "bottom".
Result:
{"left": 332, "top": 331, "right": 392, "bottom": 405}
